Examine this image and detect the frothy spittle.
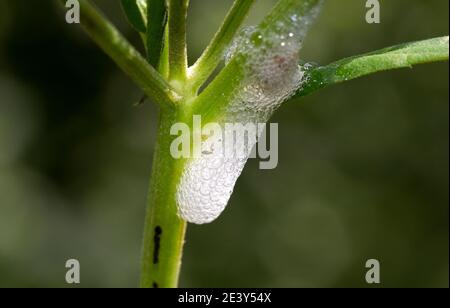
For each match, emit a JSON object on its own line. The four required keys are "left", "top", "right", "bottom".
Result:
{"left": 177, "top": 3, "right": 323, "bottom": 224}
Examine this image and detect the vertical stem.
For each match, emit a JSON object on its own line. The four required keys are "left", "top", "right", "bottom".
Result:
{"left": 168, "top": 0, "right": 189, "bottom": 83}
{"left": 140, "top": 109, "right": 187, "bottom": 288}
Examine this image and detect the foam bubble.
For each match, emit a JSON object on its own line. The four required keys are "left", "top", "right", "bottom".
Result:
{"left": 177, "top": 3, "right": 323, "bottom": 224}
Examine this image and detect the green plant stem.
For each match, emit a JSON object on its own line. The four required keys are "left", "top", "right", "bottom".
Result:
{"left": 192, "top": 59, "right": 245, "bottom": 123}
{"left": 76, "top": 0, "right": 178, "bottom": 108}
{"left": 168, "top": 0, "right": 189, "bottom": 84}
{"left": 140, "top": 109, "right": 188, "bottom": 288}
{"left": 188, "top": 0, "right": 256, "bottom": 94}
{"left": 75, "top": 0, "right": 189, "bottom": 287}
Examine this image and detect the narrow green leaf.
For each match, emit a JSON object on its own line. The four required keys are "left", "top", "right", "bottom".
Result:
{"left": 159, "top": 27, "right": 170, "bottom": 78}
{"left": 296, "top": 36, "right": 450, "bottom": 98}
{"left": 121, "top": 0, "right": 147, "bottom": 33}
{"left": 146, "top": 0, "right": 168, "bottom": 68}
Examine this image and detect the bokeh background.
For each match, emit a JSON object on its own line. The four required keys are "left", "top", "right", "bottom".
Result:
{"left": 0, "top": 0, "right": 448, "bottom": 288}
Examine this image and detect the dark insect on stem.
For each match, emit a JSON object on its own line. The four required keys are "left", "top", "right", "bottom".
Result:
{"left": 153, "top": 226, "right": 163, "bottom": 264}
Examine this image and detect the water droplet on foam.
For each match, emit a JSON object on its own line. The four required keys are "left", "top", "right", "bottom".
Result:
{"left": 176, "top": 2, "right": 324, "bottom": 224}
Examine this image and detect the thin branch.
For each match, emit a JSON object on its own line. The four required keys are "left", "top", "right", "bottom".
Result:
{"left": 188, "top": 0, "right": 256, "bottom": 94}
{"left": 74, "top": 0, "right": 178, "bottom": 108}
{"left": 168, "top": 0, "right": 189, "bottom": 83}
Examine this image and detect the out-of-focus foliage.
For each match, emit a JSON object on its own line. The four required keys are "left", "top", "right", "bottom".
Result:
{"left": 0, "top": 0, "right": 448, "bottom": 287}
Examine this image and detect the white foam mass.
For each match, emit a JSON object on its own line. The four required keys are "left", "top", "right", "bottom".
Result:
{"left": 177, "top": 5, "right": 322, "bottom": 224}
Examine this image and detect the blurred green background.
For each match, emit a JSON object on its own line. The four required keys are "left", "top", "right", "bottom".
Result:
{"left": 0, "top": 0, "right": 448, "bottom": 288}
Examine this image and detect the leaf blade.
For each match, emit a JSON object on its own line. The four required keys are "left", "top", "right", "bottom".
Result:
{"left": 296, "top": 36, "right": 449, "bottom": 98}
{"left": 121, "top": 0, "right": 147, "bottom": 33}
{"left": 146, "top": 0, "right": 168, "bottom": 68}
